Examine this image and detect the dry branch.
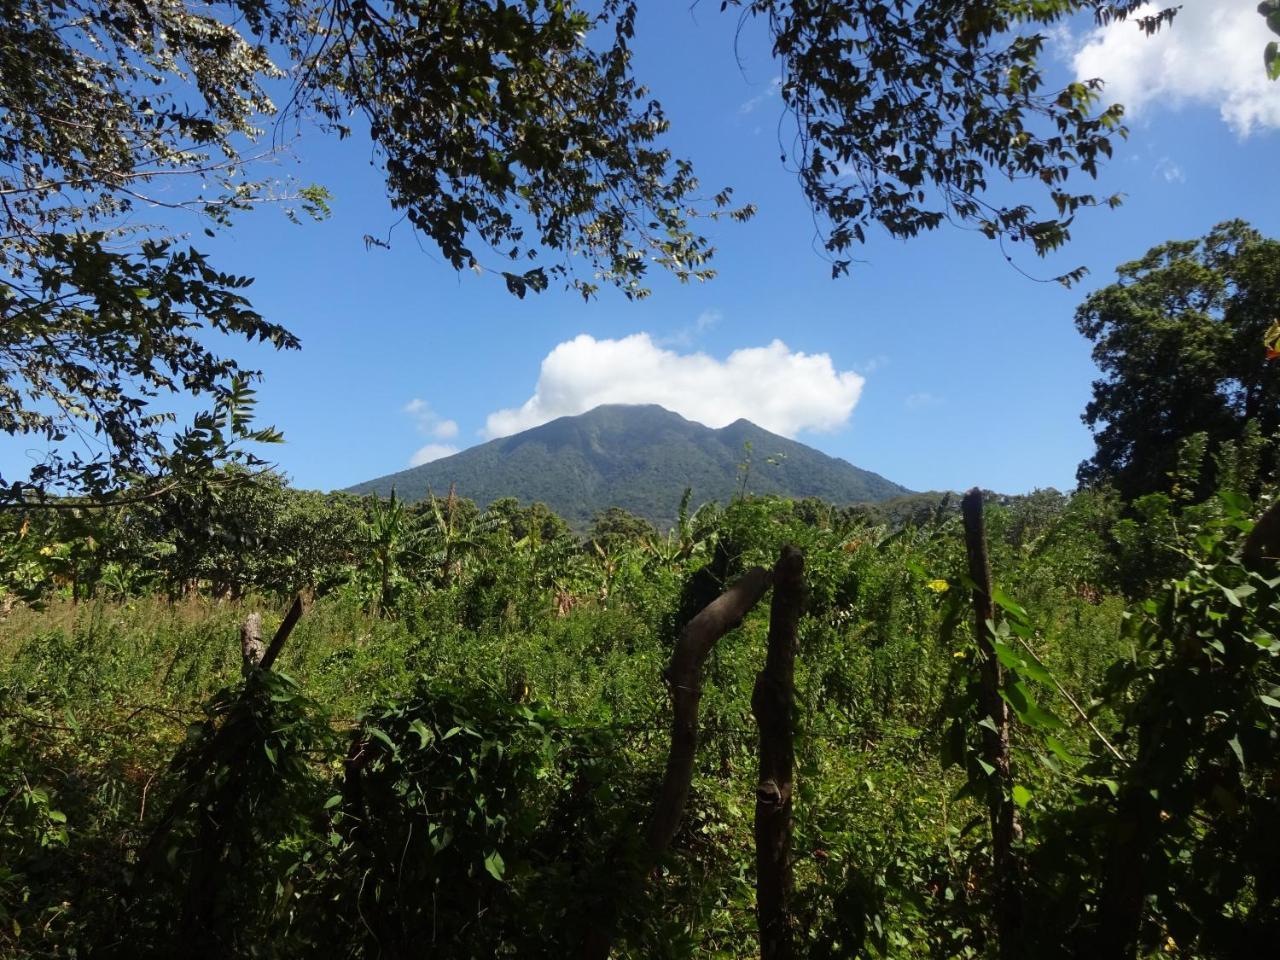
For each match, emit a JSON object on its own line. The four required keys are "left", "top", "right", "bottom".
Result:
{"left": 260, "top": 594, "right": 304, "bottom": 672}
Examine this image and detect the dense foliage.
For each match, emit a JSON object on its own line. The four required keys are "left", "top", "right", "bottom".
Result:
{"left": 1076, "top": 220, "right": 1280, "bottom": 499}
{"left": 4, "top": 429, "right": 1278, "bottom": 955}
{"left": 4, "top": 7, "right": 1280, "bottom": 956}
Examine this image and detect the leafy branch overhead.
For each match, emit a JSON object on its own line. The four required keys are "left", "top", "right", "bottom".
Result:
{"left": 0, "top": 0, "right": 747, "bottom": 504}
{"left": 730, "top": 1, "right": 1182, "bottom": 284}
{"left": 1263, "top": 1, "right": 1280, "bottom": 80}
{"left": 1, "top": 0, "right": 1254, "bottom": 504}
{"left": 298, "top": 0, "right": 753, "bottom": 300}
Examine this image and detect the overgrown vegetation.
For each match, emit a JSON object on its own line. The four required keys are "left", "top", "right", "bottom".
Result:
{"left": 4, "top": 424, "right": 1278, "bottom": 955}
{"left": 4, "top": 1, "right": 1280, "bottom": 952}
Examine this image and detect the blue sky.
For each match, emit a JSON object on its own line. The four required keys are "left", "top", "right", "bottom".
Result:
{"left": 7, "top": 1, "right": 1278, "bottom": 498}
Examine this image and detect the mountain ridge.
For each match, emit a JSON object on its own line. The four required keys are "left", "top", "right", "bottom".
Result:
{"left": 345, "top": 404, "right": 910, "bottom": 528}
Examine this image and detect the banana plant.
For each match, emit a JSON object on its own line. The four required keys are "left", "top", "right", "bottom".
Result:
{"left": 421, "top": 485, "right": 503, "bottom": 587}
{"left": 361, "top": 490, "right": 420, "bottom": 616}
{"left": 646, "top": 489, "right": 720, "bottom": 568}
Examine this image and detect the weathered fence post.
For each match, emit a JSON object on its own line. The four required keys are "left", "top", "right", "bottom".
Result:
{"left": 134, "top": 595, "right": 306, "bottom": 902}
{"left": 582, "top": 566, "right": 774, "bottom": 960}
{"left": 960, "top": 488, "right": 1022, "bottom": 959}
{"left": 240, "top": 611, "right": 265, "bottom": 669}
{"left": 753, "top": 546, "right": 804, "bottom": 960}
{"left": 645, "top": 565, "right": 774, "bottom": 857}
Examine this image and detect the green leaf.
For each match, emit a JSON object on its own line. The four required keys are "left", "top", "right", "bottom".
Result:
{"left": 1011, "top": 785, "right": 1032, "bottom": 808}
{"left": 1015, "top": 654, "right": 1053, "bottom": 686}
{"left": 324, "top": 794, "right": 343, "bottom": 810}
{"left": 1001, "top": 682, "right": 1066, "bottom": 731}
{"left": 483, "top": 850, "right": 506, "bottom": 881}
{"left": 992, "top": 586, "right": 1029, "bottom": 621}
{"left": 409, "top": 718, "right": 434, "bottom": 749}
{"left": 1228, "top": 734, "right": 1245, "bottom": 770}
{"left": 368, "top": 726, "right": 397, "bottom": 752}
{"left": 991, "top": 639, "right": 1024, "bottom": 672}
{"left": 1218, "top": 490, "right": 1251, "bottom": 514}
{"left": 1044, "top": 736, "right": 1075, "bottom": 762}
{"left": 1037, "top": 751, "right": 1064, "bottom": 776}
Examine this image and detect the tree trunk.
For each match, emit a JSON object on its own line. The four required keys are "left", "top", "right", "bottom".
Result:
{"left": 753, "top": 546, "right": 804, "bottom": 960}
{"left": 960, "top": 488, "right": 1023, "bottom": 959}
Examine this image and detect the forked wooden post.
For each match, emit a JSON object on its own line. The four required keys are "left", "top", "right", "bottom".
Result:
{"left": 582, "top": 566, "right": 774, "bottom": 960}
{"left": 645, "top": 565, "right": 774, "bottom": 856}
{"left": 134, "top": 595, "right": 307, "bottom": 884}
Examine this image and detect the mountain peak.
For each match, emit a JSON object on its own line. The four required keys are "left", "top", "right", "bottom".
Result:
{"left": 346, "top": 404, "right": 908, "bottom": 528}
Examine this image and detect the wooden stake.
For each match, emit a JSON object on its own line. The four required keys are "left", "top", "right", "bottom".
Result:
{"left": 960, "top": 488, "right": 1023, "bottom": 959}
{"left": 753, "top": 546, "right": 804, "bottom": 960}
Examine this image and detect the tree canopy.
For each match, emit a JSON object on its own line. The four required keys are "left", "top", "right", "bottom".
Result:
{"left": 2, "top": 0, "right": 738, "bottom": 506}
{"left": 737, "top": 0, "right": 1150, "bottom": 281}
{"left": 0, "top": 0, "right": 1211, "bottom": 505}
{"left": 1075, "top": 220, "right": 1280, "bottom": 500}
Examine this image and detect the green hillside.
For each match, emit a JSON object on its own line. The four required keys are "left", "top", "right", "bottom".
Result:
{"left": 345, "top": 404, "right": 909, "bottom": 527}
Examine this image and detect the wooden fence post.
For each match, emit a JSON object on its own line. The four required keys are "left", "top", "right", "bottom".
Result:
{"left": 960, "top": 489, "right": 1023, "bottom": 959}
{"left": 753, "top": 546, "right": 804, "bottom": 960}
{"left": 582, "top": 566, "right": 774, "bottom": 960}
{"left": 240, "top": 611, "right": 264, "bottom": 669}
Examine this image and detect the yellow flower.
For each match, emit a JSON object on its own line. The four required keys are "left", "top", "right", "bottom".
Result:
{"left": 926, "top": 579, "right": 950, "bottom": 593}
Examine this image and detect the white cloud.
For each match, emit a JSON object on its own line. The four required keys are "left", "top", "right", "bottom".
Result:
{"left": 659, "top": 307, "right": 724, "bottom": 348}
{"left": 403, "top": 398, "right": 458, "bottom": 439}
{"left": 739, "top": 76, "right": 782, "bottom": 114}
{"left": 905, "top": 391, "right": 941, "bottom": 410}
{"left": 696, "top": 308, "right": 722, "bottom": 332}
{"left": 409, "top": 443, "right": 460, "bottom": 466}
{"left": 1153, "top": 156, "right": 1185, "bottom": 183}
{"left": 484, "top": 333, "right": 864, "bottom": 439}
{"left": 1072, "top": 3, "right": 1280, "bottom": 135}
{"left": 403, "top": 399, "right": 461, "bottom": 465}
{"left": 856, "top": 354, "right": 890, "bottom": 375}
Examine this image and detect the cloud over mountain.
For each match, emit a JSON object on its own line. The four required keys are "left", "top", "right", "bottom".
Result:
{"left": 483, "top": 334, "right": 864, "bottom": 440}
{"left": 403, "top": 399, "right": 459, "bottom": 465}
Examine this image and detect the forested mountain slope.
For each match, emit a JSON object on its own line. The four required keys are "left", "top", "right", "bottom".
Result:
{"left": 346, "top": 404, "right": 909, "bottom": 527}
